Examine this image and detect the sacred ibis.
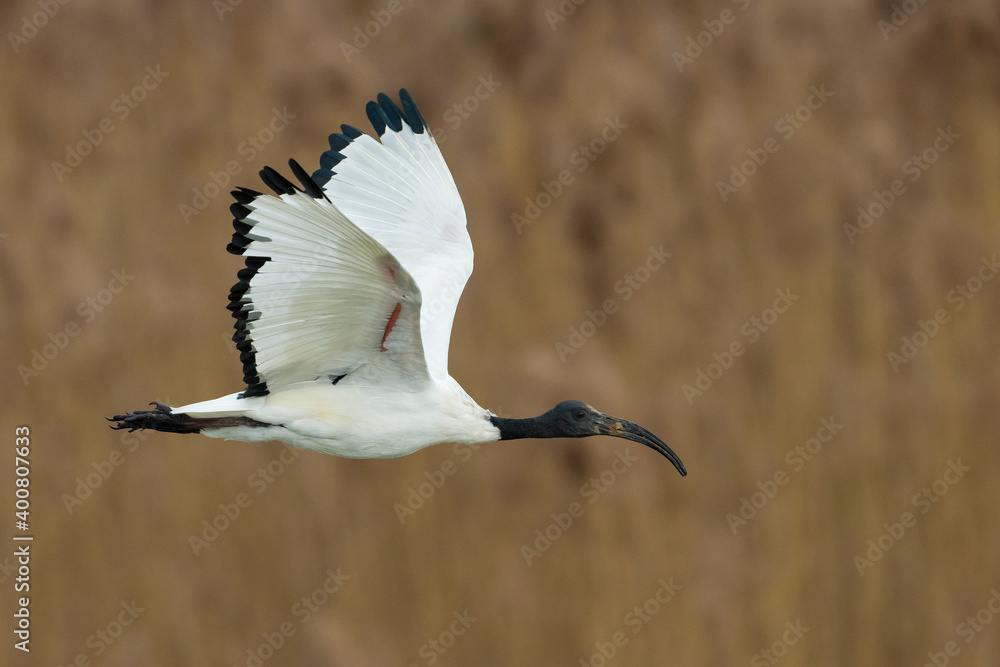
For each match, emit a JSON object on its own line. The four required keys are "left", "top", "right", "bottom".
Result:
{"left": 108, "top": 90, "right": 686, "bottom": 477}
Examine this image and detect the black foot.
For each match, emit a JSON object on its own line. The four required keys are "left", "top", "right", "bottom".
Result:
{"left": 107, "top": 402, "right": 197, "bottom": 434}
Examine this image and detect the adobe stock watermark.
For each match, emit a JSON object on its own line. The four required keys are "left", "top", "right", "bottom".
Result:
{"left": 921, "top": 587, "right": 1000, "bottom": 667}
{"left": 0, "top": 554, "right": 21, "bottom": 586}
{"left": 512, "top": 116, "right": 628, "bottom": 234}
{"left": 393, "top": 442, "right": 484, "bottom": 524}
{"left": 853, "top": 458, "right": 969, "bottom": 576}
{"left": 425, "top": 74, "right": 500, "bottom": 144}
{"left": 233, "top": 567, "right": 349, "bottom": 667}
{"left": 577, "top": 578, "right": 681, "bottom": 667}
{"left": 877, "top": 0, "right": 931, "bottom": 40}
{"left": 7, "top": 0, "right": 74, "bottom": 53}
{"left": 672, "top": 0, "right": 754, "bottom": 72}
{"left": 843, "top": 126, "right": 959, "bottom": 244}
{"left": 188, "top": 444, "right": 304, "bottom": 557}
{"left": 521, "top": 448, "right": 639, "bottom": 566}
{"left": 681, "top": 288, "right": 799, "bottom": 404}
{"left": 213, "top": 0, "right": 247, "bottom": 20}
{"left": 407, "top": 610, "right": 477, "bottom": 667}
{"left": 179, "top": 106, "right": 295, "bottom": 224}
{"left": 339, "top": 0, "right": 413, "bottom": 63}
{"left": 58, "top": 599, "right": 145, "bottom": 666}
{"left": 61, "top": 425, "right": 156, "bottom": 514}
{"left": 555, "top": 245, "right": 672, "bottom": 362}
{"left": 17, "top": 268, "right": 135, "bottom": 386}
{"left": 751, "top": 620, "right": 809, "bottom": 666}
{"left": 51, "top": 66, "right": 169, "bottom": 182}
{"left": 545, "top": 0, "right": 588, "bottom": 30}
{"left": 726, "top": 417, "right": 843, "bottom": 535}
{"left": 887, "top": 254, "right": 998, "bottom": 372}
{"left": 716, "top": 84, "right": 833, "bottom": 201}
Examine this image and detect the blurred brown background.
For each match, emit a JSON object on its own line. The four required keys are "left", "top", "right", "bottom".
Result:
{"left": 3, "top": 0, "right": 1000, "bottom": 665}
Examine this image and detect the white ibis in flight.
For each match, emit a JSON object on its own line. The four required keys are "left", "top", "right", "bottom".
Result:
{"left": 109, "top": 90, "right": 687, "bottom": 477}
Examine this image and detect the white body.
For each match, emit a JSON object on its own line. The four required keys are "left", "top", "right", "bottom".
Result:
{"left": 177, "top": 376, "right": 498, "bottom": 458}
{"left": 166, "top": 91, "right": 504, "bottom": 458}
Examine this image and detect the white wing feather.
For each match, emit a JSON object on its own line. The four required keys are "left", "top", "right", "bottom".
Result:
{"left": 311, "top": 91, "right": 473, "bottom": 380}
{"left": 226, "top": 169, "right": 426, "bottom": 396}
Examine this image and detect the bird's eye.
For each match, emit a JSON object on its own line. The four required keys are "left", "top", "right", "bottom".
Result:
{"left": 573, "top": 408, "right": 587, "bottom": 420}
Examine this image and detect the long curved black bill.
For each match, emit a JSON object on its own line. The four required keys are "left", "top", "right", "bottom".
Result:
{"left": 606, "top": 418, "right": 687, "bottom": 477}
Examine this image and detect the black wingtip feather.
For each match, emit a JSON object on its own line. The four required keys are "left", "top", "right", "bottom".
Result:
{"left": 319, "top": 151, "right": 346, "bottom": 171}
{"left": 228, "top": 250, "right": 270, "bottom": 398}
{"left": 228, "top": 189, "right": 263, "bottom": 255}
{"left": 231, "top": 202, "right": 253, "bottom": 219}
{"left": 232, "top": 189, "right": 256, "bottom": 205}
{"left": 236, "top": 266, "right": 257, "bottom": 281}
{"left": 311, "top": 168, "right": 335, "bottom": 187}
{"left": 229, "top": 233, "right": 251, "bottom": 250}
{"left": 366, "top": 101, "right": 388, "bottom": 136}
{"left": 328, "top": 133, "right": 352, "bottom": 152}
{"left": 398, "top": 89, "right": 426, "bottom": 133}
{"left": 242, "top": 385, "right": 269, "bottom": 399}
{"left": 340, "top": 124, "right": 363, "bottom": 139}
{"left": 259, "top": 166, "right": 297, "bottom": 196}
{"left": 376, "top": 93, "right": 405, "bottom": 132}
{"left": 289, "top": 159, "right": 325, "bottom": 199}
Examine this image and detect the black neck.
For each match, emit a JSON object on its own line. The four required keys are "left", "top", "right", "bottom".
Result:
{"left": 490, "top": 415, "right": 556, "bottom": 440}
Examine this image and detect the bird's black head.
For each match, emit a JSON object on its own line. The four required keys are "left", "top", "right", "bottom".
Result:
{"left": 491, "top": 400, "right": 687, "bottom": 477}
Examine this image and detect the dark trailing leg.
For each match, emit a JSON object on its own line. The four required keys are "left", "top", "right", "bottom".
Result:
{"left": 107, "top": 402, "right": 199, "bottom": 433}
{"left": 107, "top": 402, "right": 271, "bottom": 433}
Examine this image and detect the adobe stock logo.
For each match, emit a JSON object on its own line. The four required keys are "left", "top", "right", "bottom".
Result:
{"left": 877, "top": 0, "right": 932, "bottom": 40}
{"left": 51, "top": 66, "right": 170, "bottom": 181}
{"left": 671, "top": 0, "right": 754, "bottom": 72}
{"left": 178, "top": 106, "right": 295, "bottom": 224}
{"left": 58, "top": 600, "right": 146, "bottom": 666}
{"left": 751, "top": 620, "right": 809, "bottom": 666}
{"left": 887, "top": 254, "right": 997, "bottom": 372}
{"left": 853, "top": 459, "right": 969, "bottom": 576}
{"left": 407, "top": 610, "right": 477, "bottom": 667}
{"left": 512, "top": 117, "right": 628, "bottom": 234}
{"left": 843, "top": 126, "right": 959, "bottom": 244}
{"left": 921, "top": 587, "right": 1000, "bottom": 667}
{"left": 521, "top": 449, "right": 639, "bottom": 566}
{"left": 726, "top": 417, "right": 843, "bottom": 535}
{"left": 17, "top": 268, "right": 135, "bottom": 385}
{"left": 339, "top": 0, "right": 412, "bottom": 63}
{"left": 7, "top": 0, "right": 74, "bottom": 53}
{"left": 428, "top": 75, "right": 501, "bottom": 145}
{"left": 554, "top": 245, "right": 672, "bottom": 362}
{"left": 716, "top": 84, "right": 833, "bottom": 202}
{"left": 232, "top": 567, "right": 349, "bottom": 667}
{"left": 392, "top": 442, "right": 483, "bottom": 523}
{"left": 577, "top": 578, "right": 681, "bottom": 667}
{"left": 545, "top": 0, "right": 588, "bottom": 30}
{"left": 682, "top": 288, "right": 799, "bottom": 404}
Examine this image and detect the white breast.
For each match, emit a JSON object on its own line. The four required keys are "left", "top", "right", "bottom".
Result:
{"left": 200, "top": 375, "right": 500, "bottom": 459}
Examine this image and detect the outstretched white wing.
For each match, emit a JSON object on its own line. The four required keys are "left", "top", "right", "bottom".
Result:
{"left": 311, "top": 90, "right": 473, "bottom": 380}
{"left": 226, "top": 163, "right": 426, "bottom": 397}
